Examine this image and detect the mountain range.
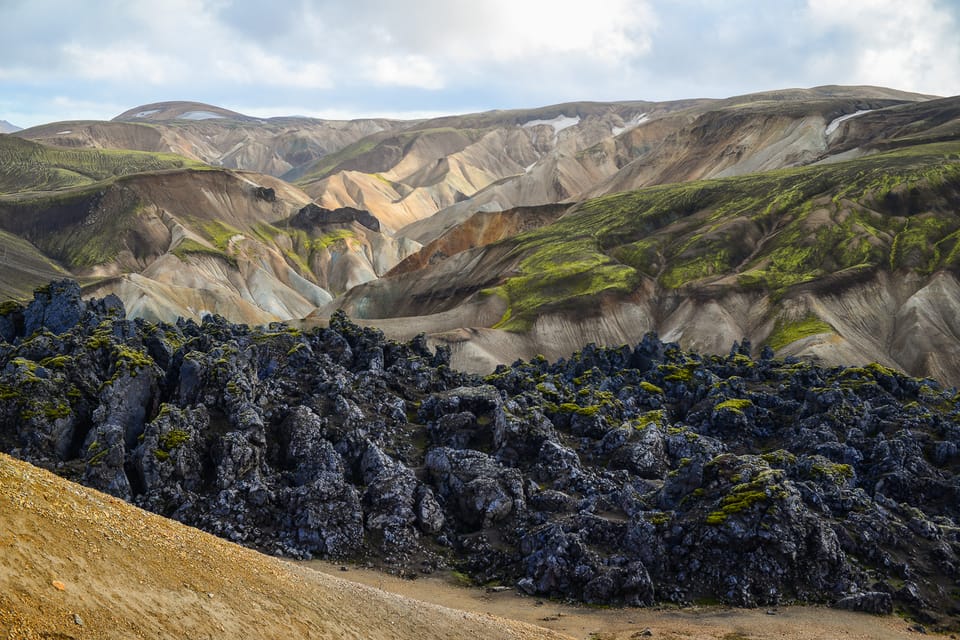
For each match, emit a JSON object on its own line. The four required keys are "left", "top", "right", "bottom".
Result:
{"left": 3, "top": 85, "right": 960, "bottom": 387}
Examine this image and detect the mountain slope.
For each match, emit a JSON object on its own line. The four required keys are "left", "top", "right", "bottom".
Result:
{"left": 0, "top": 135, "right": 205, "bottom": 194}
{"left": 17, "top": 101, "right": 409, "bottom": 179}
{"left": 0, "top": 136, "right": 419, "bottom": 321}
{"left": 294, "top": 101, "right": 670, "bottom": 232}
{"left": 329, "top": 137, "right": 960, "bottom": 384}
{"left": 0, "top": 452, "right": 567, "bottom": 640}
{"left": 283, "top": 86, "right": 931, "bottom": 245}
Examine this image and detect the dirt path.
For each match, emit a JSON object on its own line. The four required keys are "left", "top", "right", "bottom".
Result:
{"left": 307, "top": 561, "right": 934, "bottom": 640}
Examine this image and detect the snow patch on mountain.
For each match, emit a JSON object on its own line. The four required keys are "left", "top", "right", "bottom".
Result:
{"left": 180, "top": 111, "right": 226, "bottom": 121}
{"left": 825, "top": 109, "right": 873, "bottom": 136}
{"left": 133, "top": 109, "right": 160, "bottom": 118}
{"left": 521, "top": 115, "right": 581, "bottom": 141}
{"left": 612, "top": 113, "right": 649, "bottom": 136}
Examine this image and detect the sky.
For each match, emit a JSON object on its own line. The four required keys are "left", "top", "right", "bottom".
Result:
{"left": 1, "top": 0, "right": 959, "bottom": 128}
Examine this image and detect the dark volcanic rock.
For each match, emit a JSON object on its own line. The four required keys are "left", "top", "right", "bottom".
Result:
{"left": 3, "top": 281, "right": 960, "bottom": 628}
{"left": 23, "top": 280, "right": 84, "bottom": 336}
{"left": 290, "top": 203, "right": 381, "bottom": 232}
{"left": 833, "top": 591, "right": 893, "bottom": 614}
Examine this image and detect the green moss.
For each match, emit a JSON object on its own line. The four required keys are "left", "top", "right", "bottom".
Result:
{"left": 0, "top": 135, "right": 205, "bottom": 195}
{"left": 450, "top": 570, "right": 473, "bottom": 587}
{"left": 85, "top": 333, "right": 111, "bottom": 349}
{"left": 865, "top": 362, "right": 898, "bottom": 377}
{"left": 0, "top": 384, "right": 21, "bottom": 400}
{"left": 0, "top": 300, "right": 22, "bottom": 315}
{"left": 661, "top": 363, "right": 696, "bottom": 383}
{"left": 113, "top": 345, "right": 154, "bottom": 370}
{"left": 557, "top": 402, "right": 600, "bottom": 417}
{"left": 88, "top": 449, "right": 108, "bottom": 467}
{"left": 645, "top": 512, "right": 671, "bottom": 526}
{"left": 491, "top": 234, "right": 638, "bottom": 331}
{"left": 810, "top": 461, "right": 854, "bottom": 484}
{"left": 766, "top": 315, "right": 835, "bottom": 351}
{"left": 158, "top": 429, "right": 190, "bottom": 451}
{"left": 39, "top": 355, "right": 71, "bottom": 369}
{"left": 714, "top": 398, "right": 753, "bottom": 414}
{"left": 639, "top": 381, "right": 664, "bottom": 394}
{"left": 195, "top": 220, "right": 243, "bottom": 254}
{"left": 171, "top": 237, "right": 231, "bottom": 263}
{"left": 761, "top": 450, "right": 797, "bottom": 467}
{"left": 706, "top": 469, "right": 788, "bottom": 525}
{"left": 312, "top": 228, "right": 356, "bottom": 251}
{"left": 633, "top": 409, "right": 665, "bottom": 429}
{"left": 42, "top": 402, "right": 70, "bottom": 420}
{"left": 468, "top": 140, "right": 960, "bottom": 330}
{"left": 10, "top": 358, "right": 43, "bottom": 383}
{"left": 286, "top": 343, "right": 306, "bottom": 356}
{"left": 661, "top": 248, "right": 734, "bottom": 289}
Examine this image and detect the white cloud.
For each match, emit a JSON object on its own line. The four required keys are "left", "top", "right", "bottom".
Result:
{"left": 368, "top": 55, "right": 444, "bottom": 90}
{"left": 63, "top": 43, "right": 184, "bottom": 85}
{"left": 4, "top": 0, "right": 960, "bottom": 129}
{"left": 214, "top": 55, "right": 331, "bottom": 89}
{"left": 806, "top": 0, "right": 960, "bottom": 96}
{"left": 335, "top": 0, "right": 655, "bottom": 65}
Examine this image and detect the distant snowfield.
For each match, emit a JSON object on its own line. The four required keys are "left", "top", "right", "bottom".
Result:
{"left": 825, "top": 109, "right": 873, "bottom": 136}
{"left": 133, "top": 109, "right": 160, "bottom": 118}
{"left": 521, "top": 115, "right": 581, "bottom": 137}
{"left": 612, "top": 113, "right": 649, "bottom": 136}
{"left": 180, "top": 111, "right": 226, "bottom": 121}
{"left": 55, "top": 130, "right": 71, "bottom": 135}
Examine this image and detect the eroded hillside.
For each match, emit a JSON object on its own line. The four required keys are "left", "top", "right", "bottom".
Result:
{"left": 0, "top": 137, "right": 420, "bottom": 323}
{"left": 331, "top": 136, "right": 960, "bottom": 384}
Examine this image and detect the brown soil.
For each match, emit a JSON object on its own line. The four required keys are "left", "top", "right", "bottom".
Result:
{"left": 307, "top": 562, "right": 936, "bottom": 640}
{"left": 0, "top": 453, "right": 567, "bottom": 640}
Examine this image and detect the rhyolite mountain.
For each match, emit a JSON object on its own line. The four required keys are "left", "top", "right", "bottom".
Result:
{"left": 4, "top": 86, "right": 960, "bottom": 387}
{"left": 18, "top": 100, "right": 407, "bottom": 179}
{"left": 0, "top": 135, "right": 420, "bottom": 322}
{"left": 2, "top": 281, "right": 960, "bottom": 629}
{"left": 0, "top": 120, "right": 21, "bottom": 134}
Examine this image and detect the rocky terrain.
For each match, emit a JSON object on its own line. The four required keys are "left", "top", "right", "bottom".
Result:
{"left": 3, "top": 281, "right": 960, "bottom": 630}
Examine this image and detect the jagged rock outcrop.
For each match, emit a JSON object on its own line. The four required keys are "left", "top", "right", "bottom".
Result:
{"left": 291, "top": 204, "right": 382, "bottom": 233}
{"left": 3, "top": 281, "right": 960, "bottom": 629}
